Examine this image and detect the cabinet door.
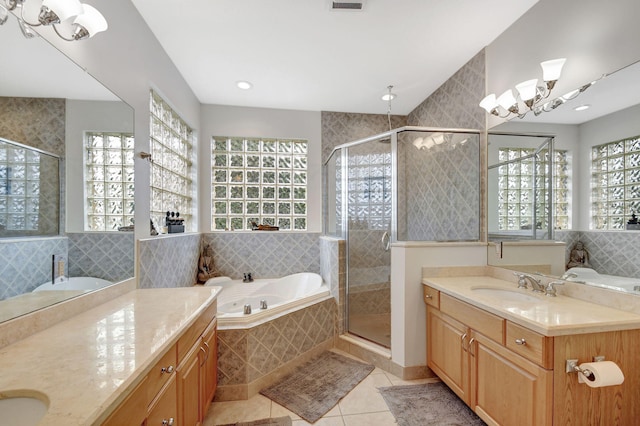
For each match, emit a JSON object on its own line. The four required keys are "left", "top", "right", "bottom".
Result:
{"left": 470, "top": 332, "right": 553, "bottom": 426}
{"left": 102, "top": 376, "right": 148, "bottom": 426}
{"left": 427, "top": 306, "right": 470, "bottom": 404}
{"left": 147, "top": 375, "right": 177, "bottom": 426}
{"left": 178, "top": 341, "right": 203, "bottom": 426}
{"left": 201, "top": 319, "right": 218, "bottom": 418}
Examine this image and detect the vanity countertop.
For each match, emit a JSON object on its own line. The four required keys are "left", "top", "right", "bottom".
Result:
{"left": 423, "top": 275, "right": 640, "bottom": 336}
{"left": 0, "top": 286, "right": 222, "bottom": 425}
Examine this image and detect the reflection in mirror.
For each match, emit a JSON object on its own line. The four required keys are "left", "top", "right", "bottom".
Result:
{"left": 488, "top": 134, "right": 555, "bottom": 241}
{"left": 487, "top": 59, "right": 640, "bottom": 294}
{"left": 0, "top": 11, "right": 134, "bottom": 322}
{"left": 0, "top": 138, "right": 60, "bottom": 237}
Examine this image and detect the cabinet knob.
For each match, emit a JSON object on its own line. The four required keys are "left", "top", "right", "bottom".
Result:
{"left": 425, "top": 294, "right": 433, "bottom": 299}
{"left": 162, "top": 418, "right": 174, "bottom": 426}
{"left": 515, "top": 338, "right": 527, "bottom": 346}
{"left": 161, "top": 365, "right": 174, "bottom": 374}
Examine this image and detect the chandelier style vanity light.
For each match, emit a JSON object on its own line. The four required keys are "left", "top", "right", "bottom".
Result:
{"left": 0, "top": 0, "right": 107, "bottom": 41}
{"left": 480, "top": 58, "right": 577, "bottom": 119}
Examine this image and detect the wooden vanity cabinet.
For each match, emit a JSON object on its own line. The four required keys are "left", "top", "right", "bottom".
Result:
{"left": 426, "top": 287, "right": 552, "bottom": 426}
{"left": 177, "top": 316, "right": 218, "bottom": 426}
{"left": 101, "top": 302, "right": 217, "bottom": 426}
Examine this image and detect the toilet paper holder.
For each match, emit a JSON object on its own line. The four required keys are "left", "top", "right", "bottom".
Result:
{"left": 566, "top": 355, "right": 605, "bottom": 381}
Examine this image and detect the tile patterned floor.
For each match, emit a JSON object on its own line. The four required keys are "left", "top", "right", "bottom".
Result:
{"left": 204, "top": 349, "right": 440, "bottom": 426}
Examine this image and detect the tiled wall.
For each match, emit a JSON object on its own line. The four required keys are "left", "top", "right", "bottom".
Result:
{"left": 320, "top": 236, "right": 345, "bottom": 333}
{"left": 217, "top": 298, "right": 335, "bottom": 394}
{"left": 203, "top": 232, "right": 321, "bottom": 279}
{"left": 0, "top": 237, "right": 67, "bottom": 300}
{"left": 137, "top": 233, "right": 201, "bottom": 288}
{"left": 556, "top": 230, "right": 640, "bottom": 278}
{"left": 67, "top": 232, "right": 135, "bottom": 282}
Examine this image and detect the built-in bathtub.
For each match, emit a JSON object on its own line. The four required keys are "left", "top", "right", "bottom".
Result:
{"left": 205, "top": 272, "right": 336, "bottom": 400}
{"left": 206, "top": 272, "right": 331, "bottom": 329}
{"left": 33, "top": 277, "right": 113, "bottom": 292}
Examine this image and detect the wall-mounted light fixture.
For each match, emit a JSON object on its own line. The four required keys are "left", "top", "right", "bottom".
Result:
{"left": 480, "top": 58, "right": 579, "bottom": 119}
{"left": 1, "top": 0, "right": 107, "bottom": 41}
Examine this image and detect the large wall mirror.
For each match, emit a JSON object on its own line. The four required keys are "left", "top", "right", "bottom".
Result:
{"left": 0, "top": 12, "right": 135, "bottom": 322}
{"left": 487, "top": 59, "right": 640, "bottom": 293}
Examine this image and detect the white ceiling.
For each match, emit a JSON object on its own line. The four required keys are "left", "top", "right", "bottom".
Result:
{"left": 130, "top": 0, "right": 538, "bottom": 115}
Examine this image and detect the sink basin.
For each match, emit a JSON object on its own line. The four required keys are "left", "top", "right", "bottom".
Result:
{"left": 0, "top": 395, "right": 48, "bottom": 426}
{"left": 471, "top": 287, "right": 542, "bottom": 303}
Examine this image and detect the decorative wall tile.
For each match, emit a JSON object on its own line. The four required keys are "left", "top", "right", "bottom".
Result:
{"left": 557, "top": 230, "right": 640, "bottom": 278}
{"left": 138, "top": 233, "right": 201, "bottom": 288}
{"left": 67, "top": 232, "right": 134, "bottom": 282}
{"left": 217, "top": 298, "right": 336, "bottom": 386}
{"left": 0, "top": 237, "right": 67, "bottom": 300}
{"left": 203, "top": 232, "right": 320, "bottom": 279}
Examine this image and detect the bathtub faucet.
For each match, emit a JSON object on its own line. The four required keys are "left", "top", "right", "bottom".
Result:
{"left": 243, "top": 273, "right": 253, "bottom": 283}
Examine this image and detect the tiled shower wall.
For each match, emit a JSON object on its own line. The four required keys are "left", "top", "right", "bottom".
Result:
{"left": 320, "top": 236, "right": 345, "bottom": 333}
{"left": 556, "top": 230, "right": 640, "bottom": 278}
{"left": 67, "top": 232, "right": 135, "bottom": 282}
{"left": 0, "top": 237, "right": 67, "bottom": 300}
{"left": 202, "top": 232, "right": 321, "bottom": 279}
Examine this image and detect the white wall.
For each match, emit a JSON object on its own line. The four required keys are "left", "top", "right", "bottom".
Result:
{"left": 65, "top": 100, "right": 134, "bottom": 232}
{"left": 390, "top": 243, "right": 487, "bottom": 367}
{"left": 199, "top": 105, "right": 322, "bottom": 232}
{"left": 38, "top": 0, "right": 201, "bottom": 239}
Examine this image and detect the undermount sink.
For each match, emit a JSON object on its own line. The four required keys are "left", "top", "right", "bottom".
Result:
{"left": 471, "top": 287, "right": 543, "bottom": 303}
{"left": 0, "top": 394, "right": 48, "bottom": 426}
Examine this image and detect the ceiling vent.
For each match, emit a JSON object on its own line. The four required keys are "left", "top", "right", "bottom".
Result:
{"left": 331, "top": 1, "right": 364, "bottom": 10}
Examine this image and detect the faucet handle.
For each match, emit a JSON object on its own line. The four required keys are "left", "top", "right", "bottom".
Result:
{"left": 545, "top": 280, "right": 564, "bottom": 297}
{"left": 513, "top": 272, "right": 528, "bottom": 289}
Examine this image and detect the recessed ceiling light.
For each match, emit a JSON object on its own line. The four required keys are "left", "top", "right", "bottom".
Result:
{"left": 574, "top": 104, "right": 590, "bottom": 111}
{"left": 236, "top": 81, "right": 253, "bottom": 90}
{"left": 381, "top": 93, "right": 396, "bottom": 101}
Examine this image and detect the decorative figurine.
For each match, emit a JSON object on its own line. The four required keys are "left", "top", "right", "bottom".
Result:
{"left": 566, "top": 241, "right": 592, "bottom": 269}
{"left": 197, "top": 244, "right": 220, "bottom": 283}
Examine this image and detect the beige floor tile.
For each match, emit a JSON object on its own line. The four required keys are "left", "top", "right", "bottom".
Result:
{"left": 384, "top": 372, "right": 441, "bottom": 386}
{"left": 338, "top": 372, "right": 393, "bottom": 415}
{"left": 292, "top": 416, "right": 345, "bottom": 426}
{"left": 342, "top": 411, "right": 397, "bottom": 426}
{"left": 204, "top": 394, "right": 272, "bottom": 425}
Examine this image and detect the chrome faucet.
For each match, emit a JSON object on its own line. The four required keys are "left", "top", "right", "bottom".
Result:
{"left": 545, "top": 281, "right": 564, "bottom": 297}
{"left": 523, "top": 274, "right": 545, "bottom": 293}
{"left": 513, "top": 272, "right": 544, "bottom": 293}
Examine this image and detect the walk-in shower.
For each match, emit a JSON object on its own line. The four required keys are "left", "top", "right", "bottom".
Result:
{"left": 324, "top": 126, "right": 481, "bottom": 348}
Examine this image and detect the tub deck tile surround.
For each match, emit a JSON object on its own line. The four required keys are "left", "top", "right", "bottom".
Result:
{"left": 0, "top": 286, "right": 221, "bottom": 425}
{"left": 216, "top": 298, "right": 336, "bottom": 400}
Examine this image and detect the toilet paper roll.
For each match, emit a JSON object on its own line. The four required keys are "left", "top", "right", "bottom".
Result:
{"left": 578, "top": 361, "right": 625, "bottom": 387}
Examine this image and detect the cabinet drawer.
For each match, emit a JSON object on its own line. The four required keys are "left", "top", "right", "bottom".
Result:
{"left": 147, "top": 375, "right": 177, "bottom": 426}
{"left": 102, "top": 376, "right": 148, "bottom": 426}
{"left": 506, "top": 321, "right": 553, "bottom": 369}
{"left": 178, "top": 301, "right": 217, "bottom": 364}
{"left": 147, "top": 343, "right": 177, "bottom": 405}
{"left": 440, "top": 293, "right": 504, "bottom": 344}
{"left": 423, "top": 285, "right": 440, "bottom": 309}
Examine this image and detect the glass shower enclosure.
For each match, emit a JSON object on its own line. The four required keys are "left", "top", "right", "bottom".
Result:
{"left": 324, "top": 126, "right": 481, "bottom": 348}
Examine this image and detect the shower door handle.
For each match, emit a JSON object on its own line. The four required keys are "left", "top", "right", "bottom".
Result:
{"left": 381, "top": 231, "right": 390, "bottom": 252}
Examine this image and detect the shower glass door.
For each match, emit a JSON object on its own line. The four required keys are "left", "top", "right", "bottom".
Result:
{"left": 345, "top": 136, "right": 393, "bottom": 348}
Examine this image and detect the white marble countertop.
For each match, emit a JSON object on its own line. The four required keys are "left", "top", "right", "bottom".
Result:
{"left": 422, "top": 275, "right": 640, "bottom": 336}
{"left": 0, "top": 286, "right": 221, "bottom": 425}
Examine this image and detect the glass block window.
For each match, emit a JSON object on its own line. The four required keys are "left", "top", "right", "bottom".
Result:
{"left": 0, "top": 145, "right": 44, "bottom": 231}
{"left": 497, "top": 148, "right": 569, "bottom": 231}
{"left": 346, "top": 152, "right": 392, "bottom": 230}
{"left": 150, "top": 90, "right": 193, "bottom": 231}
{"left": 211, "top": 137, "right": 308, "bottom": 231}
{"left": 85, "top": 133, "right": 135, "bottom": 231}
{"left": 591, "top": 135, "right": 640, "bottom": 230}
